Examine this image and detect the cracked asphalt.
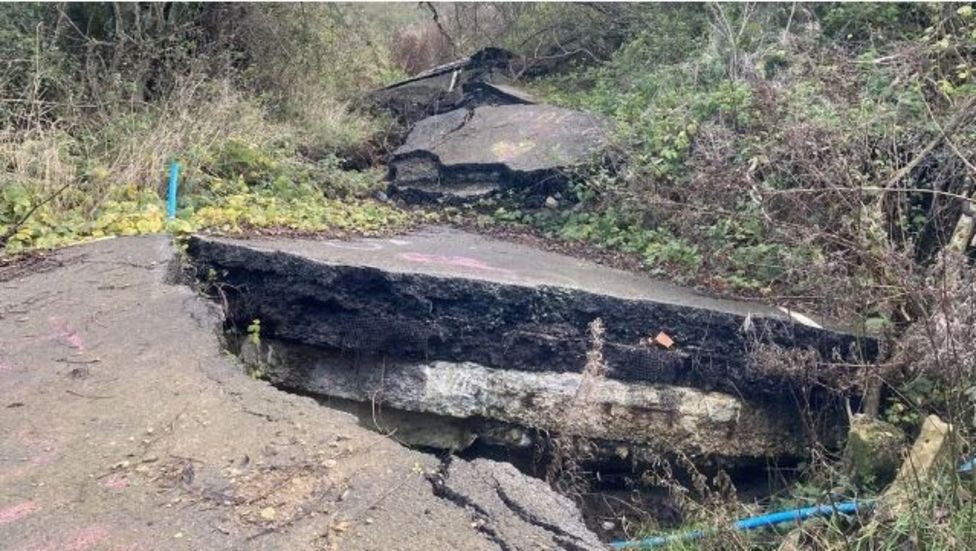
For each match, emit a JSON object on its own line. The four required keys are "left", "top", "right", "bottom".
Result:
{"left": 0, "top": 235, "right": 602, "bottom": 550}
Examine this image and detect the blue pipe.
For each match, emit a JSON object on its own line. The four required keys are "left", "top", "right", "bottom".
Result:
{"left": 611, "top": 457, "right": 975, "bottom": 549}
{"left": 166, "top": 161, "right": 181, "bottom": 219}
{"left": 610, "top": 501, "right": 870, "bottom": 549}
{"left": 734, "top": 501, "right": 863, "bottom": 530}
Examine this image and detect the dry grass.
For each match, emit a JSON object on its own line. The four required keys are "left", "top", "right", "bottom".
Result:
{"left": 1, "top": 79, "right": 277, "bottom": 198}
{"left": 544, "top": 317, "right": 607, "bottom": 496}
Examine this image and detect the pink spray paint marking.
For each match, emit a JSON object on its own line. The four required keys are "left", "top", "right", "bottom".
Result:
{"left": 0, "top": 430, "right": 62, "bottom": 486}
{"left": 63, "top": 526, "right": 112, "bottom": 551}
{"left": 0, "top": 500, "right": 40, "bottom": 524}
{"left": 47, "top": 316, "right": 85, "bottom": 351}
{"left": 101, "top": 473, "right": 128, "bottom": 490}
{"left": 27, "top": 525, "right": 115, "bottom": 551}
{"left": 397, "top": 252, "right": 513, "bottom": 274}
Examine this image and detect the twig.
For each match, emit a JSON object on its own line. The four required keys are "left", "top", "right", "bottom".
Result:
{"left": 423, "top": 2, "right": 457, "bottom": 58}
{"left": 0, "top": 181, "right": 72, "bottom": 246}
{"left": 56, "top": 357, "right": 101, "bottom": 365}
{"left": 880, "top": 95, "right": 975, "bottom": 191}
{"left": 765, "top": 186, "right": 976, "bottom": 202}
{"left": 782, "top": 2, "right": 798, "bottom": 43}
{"left": 922, "top": 94, "right": 976, "bottom": 179}
{"left": 857, "top": 53, "right": 905, "bottom": 65}
{"left": 66, "top": 389, "right": 114, "bottom": 400}
{"left": 345, "top": 475, "right": 413, "bottom": 521}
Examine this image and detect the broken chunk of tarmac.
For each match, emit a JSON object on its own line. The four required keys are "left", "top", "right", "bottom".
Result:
{"left": 0, "top": 235, "right": 602, "bottom": 550}
{"left": 366, "top": 47, "right": 528, "bottom": 124}
{"left": 366, "top": 47, "right": 607, "bottom": 204}
{"left": 428, "top": 458, "right": 604, "bottom": 551}
{"left": 388, "top": 104, "right": 611, "bottom": 202}
{"left": 188, "top": 228, "right": 876, "bottom": 461}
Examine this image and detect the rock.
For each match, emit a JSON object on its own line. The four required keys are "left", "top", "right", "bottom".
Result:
{"left": 388, "top": 104, "right": 610, "bottom": 203}
{"left": 366, "top": 48, "right": 529, "bottom": 125}
{"left": 843, "top": 414, "right": 906, "bottom": 488}
{"left": 545, "top": 196, "right": 559, "bottom": 209}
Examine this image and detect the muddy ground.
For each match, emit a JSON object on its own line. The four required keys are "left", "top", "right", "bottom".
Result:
{"left": 0, "top": 235, "right": 601, "bottom": 550}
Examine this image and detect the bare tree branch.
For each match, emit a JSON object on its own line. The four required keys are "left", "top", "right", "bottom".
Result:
{"left": 0, "top": 182, "right": 73, "bottom": 248}
{"left": 422, "top": 2, "right": 457, "bottom": 58}
{"left": 882, "top": 95, "right": 976, "bottom": 191}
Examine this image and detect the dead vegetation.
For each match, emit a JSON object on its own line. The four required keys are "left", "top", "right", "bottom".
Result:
{"left": 543, "top": 318, "right": 606, "bottom": 498}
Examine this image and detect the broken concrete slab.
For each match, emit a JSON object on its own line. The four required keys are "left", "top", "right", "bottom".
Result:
{"left": 253, "top": 338, "right": 807, "bottom": 461}
{"left": 0, "top": 235, "right": 601, "bottom": 550}
{"left": 366, "top": 47, "right": 605, "bottom": 203}
{"left": 843, "top": 414, "right": 906, "bottom": 488}
{"left": 388, "top": 104, "right": 611, "bottom": 202}
{"left": 367, "top": 47, "right": 530, "bottom": 124}
{"left": 188, "top": 227, "right": 876, "bottom": 402}
{"left": 876, "top": 414, "right": 953, "bottom": 521}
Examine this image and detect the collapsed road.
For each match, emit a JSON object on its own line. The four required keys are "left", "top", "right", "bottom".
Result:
{"left": 188, "top": 227, "right": 877, "bottom": 466}
{"left": 0, "top": 236, "right": 604, "bottom": 550}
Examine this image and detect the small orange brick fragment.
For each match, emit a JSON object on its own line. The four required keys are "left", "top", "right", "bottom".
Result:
{"left": 653, "top": 331, "right": 675, "bottom": 349}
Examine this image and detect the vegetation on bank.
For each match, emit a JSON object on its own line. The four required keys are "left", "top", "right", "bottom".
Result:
{"left": 0, "top": 3, "right": 411, "bottom": 253}
{"left": 2, "top": 3, "right": 974, "bottom": 549}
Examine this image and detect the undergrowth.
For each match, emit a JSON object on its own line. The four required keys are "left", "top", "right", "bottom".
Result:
{"left": 1, "top": 126, "right": 413, "bottom": 254}
{"left": 512, "top": 4, "right": 976, "bottom": 549}
{"left": 0, "top": 4, "right": 416, "bottom": 254}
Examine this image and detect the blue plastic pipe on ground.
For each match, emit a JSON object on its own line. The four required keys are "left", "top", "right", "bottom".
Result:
{"left": 166, "top": 161, "right": 181, "bottom": 219}
{"left": 610, "top": 500, "right": 870, "bottom": 549}
{"left": 960, "top": 457, "right": 974, "bottom": 477}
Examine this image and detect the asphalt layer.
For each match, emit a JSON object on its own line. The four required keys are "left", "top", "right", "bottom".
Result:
{"left": 393, "top": 105, "right": 609, "bottom": 173}
{"left": 201, "top": 226, "right": 791, "bottom": 320}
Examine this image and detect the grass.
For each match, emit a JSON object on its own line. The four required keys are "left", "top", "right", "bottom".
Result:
{"left": 0, "top": 80, "right": 412, "bottom": 255}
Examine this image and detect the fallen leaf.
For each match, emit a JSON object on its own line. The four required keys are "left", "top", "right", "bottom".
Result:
{"left": 653, "top": 331, "right": 675, "bottom": 349}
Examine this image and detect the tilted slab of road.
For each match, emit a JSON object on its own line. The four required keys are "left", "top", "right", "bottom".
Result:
{"left": 189, "top": 227, "right": 875, "bottom": 400}
{"left": 187, "top": 228, "right": 876, "bottom": 463}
